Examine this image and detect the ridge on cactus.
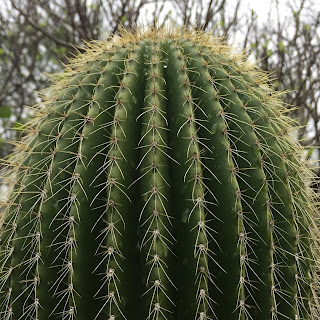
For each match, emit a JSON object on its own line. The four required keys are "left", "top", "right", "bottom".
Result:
{"left": 0, "top": 26, "right": 319, "bottom": 320}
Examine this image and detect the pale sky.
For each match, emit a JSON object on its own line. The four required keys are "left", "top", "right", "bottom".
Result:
{"left": 138, "top": 0, "right": 275, "bottom": 32}
{"left": 244, "top": 0, "right": 320, "bottom": 17}
{"left": 139, "top": 0, "right": 319, "bottom": 27}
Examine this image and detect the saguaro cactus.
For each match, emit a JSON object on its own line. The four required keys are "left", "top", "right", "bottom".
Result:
{"left": 0, "top": 27, "right": 319, "bottom": 320}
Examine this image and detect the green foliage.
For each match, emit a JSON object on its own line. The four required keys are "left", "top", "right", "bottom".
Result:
{"left": 0, "top": 27, "right": 319, "bottom": 320}
{"left": 304, "top": 24, "right": 311, "bottom": 32}
{"left": 0, "top": 106, "right": 11, "bottom": 118}
{"left": 120, "top": 15, "right": 127, "bottom": 23}
{"left": 278, "top": 41, "right": 285, "bottom": 52}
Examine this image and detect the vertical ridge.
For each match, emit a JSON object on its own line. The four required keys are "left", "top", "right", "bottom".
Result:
{"left": 92, "top": 41, "right": 146, "bottom": 319}
{"left": 202, "top": 50, "right": 273, "bottom": 320}
{"left": 182, "top": 41, "right": 247, "bottom": 320}
{"left": 134, "top": 40, "right": 176, "bottom": 319}
{"left": 36, "top": 59, "right": 108, "bottom": 319}
{"left": 0, "top": 60, "right": 97, "bottom": 320}
{"left": 165, "top": 38, "right": 214, "bottom": 320}
{"left": 65, "top": 50, "right": 129, "bottom": 320}
{"left": 219, "top": 56, "right": 300, "bottom": 319}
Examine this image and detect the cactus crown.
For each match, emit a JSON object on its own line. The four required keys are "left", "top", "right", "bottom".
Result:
{"left": 0, "top": 26, "right": 320, "bottom": 320}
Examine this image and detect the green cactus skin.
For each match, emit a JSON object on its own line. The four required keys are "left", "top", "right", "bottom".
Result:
{"left": 0, "top": 27, "right": 319, "bottom": 320}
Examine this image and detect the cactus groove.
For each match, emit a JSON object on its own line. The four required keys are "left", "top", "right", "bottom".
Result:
{"left": 0, "top": 27, "right": 319, "bottom": 320}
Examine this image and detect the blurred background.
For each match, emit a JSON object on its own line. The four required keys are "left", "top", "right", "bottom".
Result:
{"left": 0, "top": 0, "right": 319, "bottom": 190}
